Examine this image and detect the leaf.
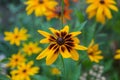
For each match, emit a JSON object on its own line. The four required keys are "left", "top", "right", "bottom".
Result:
{"left": 0, "top": 74, "right": 10, "bottom": 80}
{"left": 31, "top": 75, "right": 49, "bottom": 80}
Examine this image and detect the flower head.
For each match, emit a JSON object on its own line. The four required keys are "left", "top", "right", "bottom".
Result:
{"left": 25, "top": 0, "right": 58, "bottom": 16}
{"left": 51, "top": 67, "right": 61, "bottom": 75}
{"left": 114, "top": 49, "right": 120, "bottom": 59}
{"left": 7, "top": 52, "right": 26, "bottom": 68}
{"left": 10, "top": 61, "right": 39, "bottom": 80}
{"left": 4, "top": 27, "right": 29, "bottom": 46}
{"left": 22, "top": 42, "right": 42, "bottom": 56}
{"left": 36, "top": 25, "right": 87, "bottom": 65}
{"left": 87, "top": 40, "right": 103, "bottom": 63}
{"left": 86, "top": 0, "right": 118, "bottom": 24}
{"left": 45, "top": 6, "right": 72, "bottom": 22}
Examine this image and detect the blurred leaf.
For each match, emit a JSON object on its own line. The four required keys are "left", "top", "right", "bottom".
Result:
{"left": 75, "top": 10, "right": 84, "bottom": 23}
{"left": 31, "top": 75, "right": 49, "bottom": 80}
{"left": 104, "top": 60, "right": 113, "bottom": 72}
{"left": 74, "top": 20, "right": 87, "bottom": 31}
{"left": 0, "top": 74, "right": 10, "bottom": 80}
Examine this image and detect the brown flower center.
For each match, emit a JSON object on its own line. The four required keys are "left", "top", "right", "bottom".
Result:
{"left": 23, "top": 69, "right": 27, "bottom": 73}
{"left": 15, "top": 58, "right": 18, "bottom": 61}
{"left": 100, "top": 0, "right": 105, "bottom": 4}
{"left": 56, "top": 37, "right": 65, "bottom": 45}
{"left": 14, "top": 35, "right": 19, "bottom": 39}
{"left": 39, "top": 0, "right": 44, "bottom": 4}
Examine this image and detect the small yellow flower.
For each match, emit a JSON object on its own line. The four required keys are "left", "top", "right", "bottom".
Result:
{"left": 22, "top": 42, "right": 42, "bottom": 56}
{"left": 10, "top": 61, "right": 39, "bottom": 80}
{"left": 86, "top": 0, "right": 118, "bottom": 24}
{"left": 114, "top": 49, "right": 120, "bottom": 59}
{"left": 24, "top": 0, "right": 58, "bottom": 16}
{"left": 36, "top": 25, "right": 87, "bottom": 65}
{"left": 4, "top": 27, "right": 29, "bottom": 46}
{"left": 87, "top": 40, "right": 103, "bottom": 63}
{"left": 7, "top": 52, "right": 26, "bottom": 68}
{"left": 51, "top": 67, "right": 61, "bottom": 75}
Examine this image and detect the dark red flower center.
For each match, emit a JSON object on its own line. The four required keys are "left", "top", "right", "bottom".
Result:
{"left": 56, "top": 37, "right": 65, "bottom": 45}
{"left": 100, "top": 0, "right": 105, "bottom": 4}
{"left": 39, "top": 0, "right": 44, "bottom": 4}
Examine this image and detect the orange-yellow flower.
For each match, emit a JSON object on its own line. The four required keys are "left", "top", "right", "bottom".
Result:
{"left": 4, "top": 27, "right": 29, "bottom": 46}
{"left": 45, "top": 6, "right": 72, "bottom": 22}
{"left": 87, "top": 40, "right": 103, "bottom": 63}
{"left": 22, "top": 42, "right": 42, "bottom": 56}
{"left": 10, "top": 61, "right": 39, "bottom": 80}
{"left": 7, "top": 52, "right": 26, "bottom": 68}
{"left": 25, "top": 0, "right": 58, "bottom": 16}
{"left": 36, "top": 25, "right": 87, "bottom": 65}
{"left": 86, "top": 0, "right": 118, "bottom": 24}
{"left": 51, "top": 67, "right": 61, "bottom": 75}
{"left": 114, "top": 49, "right": 120, "bottom": 59}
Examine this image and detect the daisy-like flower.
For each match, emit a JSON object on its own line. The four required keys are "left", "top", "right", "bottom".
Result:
{"left": 45, "top": 6, "right": 72, "bottom": 22}
{"left": 64, "top": 0, "right": 78, "bottom": 7}
{"left": 7, "top": 52, "right": 26, "bottom": 68}
{"left": 114, "top": 49, "right": 120, "bottom": 59}
{"left": 24, "top": 0, "right": 58, "bottom": 16}
{"left": 87, "top": 40, "right": 103, "bottom": 63}
{"left": 10, "top": 61, "right": 39, "bottom": 80}
{"left": 22, "top": 42, "right": 42, "bottom": 56}
{"left": 51, "top": 67, "right": 61, "bottom": 75}
{"left": 4, "top": 27, "right": 29, "bottom": 46}
{"left": 86, "top": 0, "right": 118, "bottom": 24}
{"left": 36, "top": 25, "right": 87, "bottom": 65}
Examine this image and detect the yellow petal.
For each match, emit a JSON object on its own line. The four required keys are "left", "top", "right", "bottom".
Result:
{"left": 14, "top": 27, "right": 19, "bottom": 34}
{"left": 40, "top": 38, "right": 50, "bottom": 43}
{"left": 86, "top": 4, "right": 98, "bottom": 13}
{"left": 88, "top": 10, "right": 96, "bottom": 19}
{"left": 116, "top": 49, "right": 120, "bottom": 53}
{"left": 61, "top": 25, "right": 69, "bottom": 33}
{"left": 89, "top": 39, "right": 94, "bottom": 47}
{"left": 70, "top": 49, "right": 79, "bottom": 61}
{"left": 38, "top": 30, "right": 51, "bottom": 38}
{"left": 70, "top": 31, "right": 81, "bottom": 37}
{"left": 46, "top": 53, "right": 59, "bottom": 65}
{"left": 60, "top": 46, "right": 71, "bottom": 58}
{"left": 108, "top": 5, "right": 118, "bottom": 12}
{"left": 36, "top": 48, "right": 49, "bottom": 60}
{"left": 114, "top": 54, "right": 120, "bottom": 59}
{"left": 49, "top": 27, "right": 59, "bottom": 35}
{"left": 73, "top": 37, "right": 80, "bottom": 43}
{"left": 74, "top": 44, "right": 88, "bottom": 50}
{"left": 104, "top": 7, "right": 112, "bottom": 19}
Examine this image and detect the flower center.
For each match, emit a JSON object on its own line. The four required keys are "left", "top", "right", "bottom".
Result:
{"left": 14, "top": 35, "right": 19, "bottom": 39}
{"left": 23, "top": 69, "right": 27, "bottom": 73}
{"left": 15, "top": 58, "right": 18, "bottom": 61}
{"left": 39, "top": 0, "right": 44, "bottom": 4}
{"left": 100, "top": 0, "right": 105, "bottom": 4}
{"left": 56, "top": 37, "right": 65, "bottom": 45}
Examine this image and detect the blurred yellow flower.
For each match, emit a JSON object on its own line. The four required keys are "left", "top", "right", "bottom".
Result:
{"left": 10, "top": 61, "right": 39, "bottom": 80}
{"left": 4, "top": 27, "right": 29, "bottom": 46}
{"left": 24, "top": 0, "right": 58, "bottom": 16}
{"left": 87, "top": 40, "right": 103, "bottom": 63}
{"left": 7, "top": 52, "right": 26, "bottom": 68}
{"left": 36, "top": 25, "right": 87, "bottom": 65}
{"left": 22, "top": 42, "right": 42, "bottom": 56}
{"left": 114, "top": 49, "right": 120, "bottom": 59}
{"left": 51, "top": 67, "right": 61, "bottom": 75}
{"left": 86, "top": 0, "right": 118, "bottom": 24}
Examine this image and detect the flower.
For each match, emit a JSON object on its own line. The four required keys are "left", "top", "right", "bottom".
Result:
{"left": 4, "top": 27, "right": 29, "bottom": 46}
{"left": 36, "top": 25, "right": 87, "bottom": 65}
{"left": 86, "top": 0, "right": 118, "bottom": 24}
{"left": 22, "top": 42, "right": 42, "bottom": 56}
{"left": 10, "top": 61, "right": 39, "bottom": 80}
{"left": 51, "top": 67, "right": 61, "bottom": 75}
{"left": 45, "top": 6, "right": 72, "bottom": 22}
{"left": 87, "top": 40, "right": 103, "bottom": 63}
{"left": 7, "top": 52, "right": 26, "bottom": 68}
{"left": 114, "top": 49, "right": 120, "bottom": 59}
{"left": 25, "top": 0, "right": 58, "bottom": 16}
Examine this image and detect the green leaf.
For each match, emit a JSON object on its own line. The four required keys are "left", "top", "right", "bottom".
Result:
{"left": 31, "top": 75, "right": 49, "bottom": 80}
{"left": 0, "top": 74, "right": 10, "bottom": 80}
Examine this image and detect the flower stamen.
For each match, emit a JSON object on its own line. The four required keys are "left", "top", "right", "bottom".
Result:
{"left": 56, "top": 37, "right": 65, "bottom": 45}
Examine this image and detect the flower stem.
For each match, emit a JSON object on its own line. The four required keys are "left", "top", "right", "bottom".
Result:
{"left": 61, "top": 0, "right": 64, "bottom": 29}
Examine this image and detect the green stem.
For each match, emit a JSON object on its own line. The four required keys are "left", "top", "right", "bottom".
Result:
{"left": 61, "top": 0, "right": 64, "bottom": 29}
{"left": 60, "top": 55, "right": 65, "bottom": 79}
